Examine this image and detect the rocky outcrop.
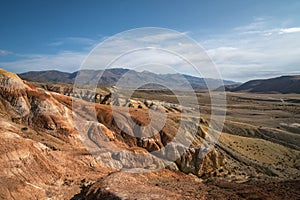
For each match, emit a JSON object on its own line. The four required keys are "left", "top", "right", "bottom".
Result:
{"left": 32, "top": 82, "right": 191, "bottom": 113}
{"left": 0, "top": 69, "right": 77, "bottom": 141}
{"left": 0, "top": 68, "right": 227, "bottom": 178}
{"left": 0, "top": 110, "right": 110, "bottom": 199}
{"left": 75, "top": 170, "right": 300, "bottom": 200}
{"left": 0, "top": 68, "right": 228, "bottom": 200}
{"left": 76, "top": 100, "right": 227, "bottom": 177}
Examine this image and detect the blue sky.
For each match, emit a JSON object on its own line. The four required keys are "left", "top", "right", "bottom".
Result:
{"left": 0, "top": 0, "right": 300, "bottom": 81}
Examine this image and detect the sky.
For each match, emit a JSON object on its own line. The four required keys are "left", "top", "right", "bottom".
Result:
{"left": 0, "top": 0, "right": 300, "bottom": 82}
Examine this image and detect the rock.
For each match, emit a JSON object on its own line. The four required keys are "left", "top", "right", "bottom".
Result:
{"left": 173, "top": 146, "right": 226, "bottom": 178}
{"left": 0, "top": 68, "right": 77, "bottom": 140}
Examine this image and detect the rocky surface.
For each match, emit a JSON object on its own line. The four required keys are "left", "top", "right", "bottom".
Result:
{"left": 0, "top": 68, "right": 226, "bottom": 199}
{"left": 0, "top": 68, "right": 112, "bottom": 199}
{"left": 1, "top": 68, "right": 299, "bottom": 199}
{"left": 73, "top": 170, "right": 300, "bottom": 200}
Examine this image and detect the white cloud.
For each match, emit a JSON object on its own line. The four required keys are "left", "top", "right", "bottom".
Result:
{"left": 48, "top": 36, "right": 100, "bottom": 47}
{"left": 279, "top": 27, "right": 300, "bottom": 34}
{"left": 0, "top": 51, "right": 85, "bottom": 73}
{"left": 1, "top": 22, "right": 300, "bottom": 82}
{"left": 1, "top": 31, "right": 212, "bottom": 76}
{"left": 81, "top": 29, "right": 217, "bottom": 79}
{"left": 0, "top": 36, "right": 105, "bottom": 73}
{"left": 0, "top": 49, "right": 12, "bottom": 55}
{"left": 48, "top": 41, "right": 64, "bottom": 46}
{"left": 234, "top": 17, "right": 269, "bottom": 33}
{"left": 201, "top": 18, "right": 300, "bottom": 81}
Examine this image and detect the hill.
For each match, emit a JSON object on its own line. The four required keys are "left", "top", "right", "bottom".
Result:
{"left": 231, "top": 75, "right": 300, "bottom": 94}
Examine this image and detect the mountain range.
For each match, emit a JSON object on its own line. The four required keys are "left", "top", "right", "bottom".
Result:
{"left": 18, "top": 69, "right": 300, "bottom": 93}
{"left": 19, "top": 68, "right": 238, "bottom": 91}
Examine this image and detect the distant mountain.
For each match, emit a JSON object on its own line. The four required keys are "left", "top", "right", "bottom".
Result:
{"left": 19, "top": 68, "right": 237, "bottom": 91}
{"left": 20, "top": 70, "right": 74, "bottom": 84}
{"left": 230, "top": 75, "right": 300, "bottom": 94}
